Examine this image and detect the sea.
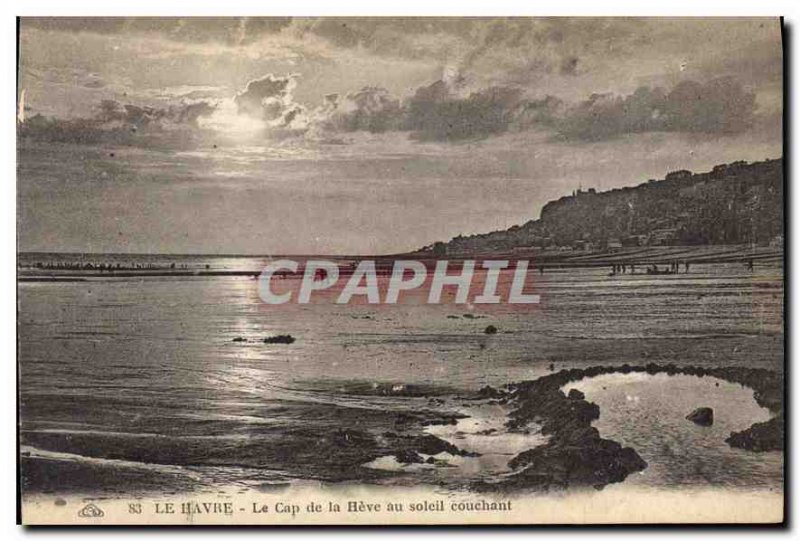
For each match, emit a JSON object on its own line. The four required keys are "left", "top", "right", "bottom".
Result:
{"left": 17, "top": 253, "right": 784, "bottom": 498}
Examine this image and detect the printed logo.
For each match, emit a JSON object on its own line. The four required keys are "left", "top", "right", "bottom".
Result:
{"left": 77, "top": 503, "right": 105, "bottom": 518}
{"left": 257, "top": 259, "right": 541, "bottom": 305}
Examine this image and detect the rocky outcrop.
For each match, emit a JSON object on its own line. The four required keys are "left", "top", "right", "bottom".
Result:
{"left": 687, "top": 407, "right": 714, "bottom": 426}
{"left": 475, "top": 362, "right": 783, "bottom": 492}
{"left": 263, "top": 334, "right": 295, "bottom": 344}
{"left": 726, "top": 414, "right": 784, "bottom": 452}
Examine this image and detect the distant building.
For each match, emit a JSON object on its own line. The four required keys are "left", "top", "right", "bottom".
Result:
{"left": 606, "top": 238, "right": 623, "bottom": 252}
{"left": 649, "top": 228, "right": 678, "bottom": 246}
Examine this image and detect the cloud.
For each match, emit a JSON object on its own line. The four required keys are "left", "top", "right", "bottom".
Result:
{"left": 18, "top": 98, "right": 217, "bottom": 145}
{"left": 404, "top": 81, "right": 524, "bottom": 141}
{"left": 19, "top": 69, "right": 762, "bottom": 149}
{"left": 554, "top": 77, "right": 757, "bottom": 141}
{"left": 232, "top": 73, "right": 310, "bottom": 130}
{"left": 234, "top": 74, "right": 295, "bottom": 118}
{"left": 311, "top": 75, "right": 759, "bottom": 143}
{"left": 231, "top": 72, "right": 761, "bottom": 145}
{"left": 305, "top": 79, "right": 527, "bottom": 142}
{"left": 320, "top": 87, "right": 404, "bottom": 133}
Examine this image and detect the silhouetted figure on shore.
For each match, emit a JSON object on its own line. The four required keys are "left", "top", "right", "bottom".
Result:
{"left": 684, "top": 261, "right": 690, "bottom": 273}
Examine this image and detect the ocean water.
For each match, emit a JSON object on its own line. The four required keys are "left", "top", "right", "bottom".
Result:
{"left": 17, "top": 255, "right": 784, "bottom": 496}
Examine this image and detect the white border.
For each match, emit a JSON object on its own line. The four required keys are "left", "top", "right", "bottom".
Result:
{"left": 3, "top": 2, "right": 797, "bottom": 539}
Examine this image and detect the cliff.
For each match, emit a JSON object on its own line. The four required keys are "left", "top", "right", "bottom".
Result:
{"left": 428, "top": 158, "right": 783, "bottom": 255}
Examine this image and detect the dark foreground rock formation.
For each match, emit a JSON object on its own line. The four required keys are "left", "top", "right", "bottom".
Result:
{"left": 474, "top": 362, "right": 783, "bottom": 492}
{"left": 687, "top": 407, "right": 714, "bottom": 426}
{"left": 263, "top": 334, "right": 295, "bottom": 344}
{"left": 726, "top": 415, "right": 784, "bottom": 452}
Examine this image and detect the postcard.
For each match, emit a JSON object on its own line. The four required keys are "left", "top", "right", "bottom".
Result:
{"left": 17, "top": 16, "right": 784, "bottom": 525}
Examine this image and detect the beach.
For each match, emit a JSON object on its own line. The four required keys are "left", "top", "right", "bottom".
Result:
{"left": 17, "top": 252, "right": 783, "bottom": 502}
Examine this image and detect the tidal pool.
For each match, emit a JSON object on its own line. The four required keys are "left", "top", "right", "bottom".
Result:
{"left": 564, "top": 373, "right": 783, "bottom": 490}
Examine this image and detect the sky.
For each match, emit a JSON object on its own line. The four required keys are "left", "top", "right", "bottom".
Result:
{"left": 17, "top": 17, "right": 783, "bottom": 255}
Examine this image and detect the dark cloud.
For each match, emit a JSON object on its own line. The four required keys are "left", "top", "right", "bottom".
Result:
{"left": 19, "top": 69, "right": 761, "bottom": 149}
{"left": 18, "top": 98, "right": 216, "bottom": 145}
{"left": 404, "top": 81, "right": 524, "bottom": 141}
{"left": 310, "top": 80, "right": 526, "bottom": 142}
{"left": 309, "top": 76, "right": 759, "bottom": 143}
{"left": 322, "top": 87, "right": 404, "bottom": 133}
{"left": 554, "top": 77, "right": 757, "bottom": 141}
{"left": 96, "top": 99, "right": 216, "bottom": 127}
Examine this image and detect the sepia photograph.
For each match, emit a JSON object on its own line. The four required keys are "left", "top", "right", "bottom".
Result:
{"left": 15, "top": 14, "right": 785, "bottom": 525}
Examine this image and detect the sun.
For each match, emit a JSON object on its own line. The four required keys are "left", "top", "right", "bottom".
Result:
{"left": 199, "top": 99, "right": 266, "bottom": 142}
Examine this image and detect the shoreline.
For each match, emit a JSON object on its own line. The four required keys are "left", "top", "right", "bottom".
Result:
{"left": 472, "top": 363, "right": 783, "bottom": 492}
{"left": 20, "top": 362, "right": 783, "bottom": 498}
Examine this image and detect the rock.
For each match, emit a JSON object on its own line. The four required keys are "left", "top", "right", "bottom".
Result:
{"left": 567, "top": 389, "right": 585, "bottom": 400}
{"left": 484, "top": 325, "right": 498, "bottom": 335}
{"left": 686, "top": 407, "right": 714, "bottom": 426}
{"left": 394, "top": 450, "right": 424, "bottom": 464}
{"left": 726, "top": 415, "right": 783, "bottom": 452}
{"left": 263, "top": 334, "right": 295, "bottom": 344}
{"left": 485, "top": 362, "right": 783, "bottom": 492}
{"left": 476, "top": 385, "right": 504, "bottom": 399}
{"left": 412, "top": 435, "right": 477, "bottom": 457}
{"left": 232, "top": 337, "right": 247, "bottom": 342}
{"left": 500, "top": 435, "right": 647, "bottom": 492}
